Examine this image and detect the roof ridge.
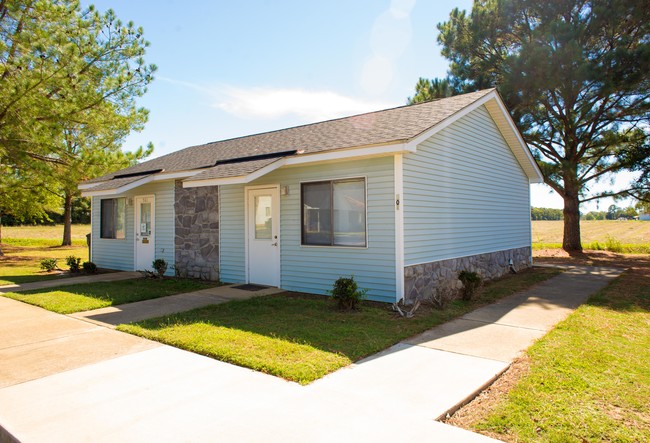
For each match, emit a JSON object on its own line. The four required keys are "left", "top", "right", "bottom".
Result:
{"left": 164, "top": 88, "right": 496, "bottom": 152}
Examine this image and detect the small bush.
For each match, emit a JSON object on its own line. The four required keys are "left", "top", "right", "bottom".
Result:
{"left": 328, "top": 275, "right": 367, "bottom": 311}
{"left": 40, "top": 258, "right": 58, "bottom": 272}
{"left": 65, "top": 255, "right": 82, "bottom": 273}
{"left": 152, "top": 259, "right": 168, "bottom": 278}
{"left": 458, "top": 270, "right": 482, "bottom": 301}
{"left": 605, "top": 235, "right": 623, "bottom": 253}
{"left": 82, "top": 261, "right": 98, "bottom": 274}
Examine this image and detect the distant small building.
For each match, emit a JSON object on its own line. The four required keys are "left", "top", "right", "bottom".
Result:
{"left": 640, "top": 213, "right": 650, "bottom": 221}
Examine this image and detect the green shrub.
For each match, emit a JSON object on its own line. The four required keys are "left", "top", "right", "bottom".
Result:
{"left": 604, "top": 235, "right": 623, "bottom": 253}
{"left": 152, "top": 259, "right": 168, "bottom": 278}
{"left": 40, "top": 258, "right": 58, "bottom": 272}
{"left": 65, "top": 255, "right": 82, "bottom": 273}
{"left": 82, "top": 261, "right": 98, "bottom": 274}
{"left": 458, "top": 270, "right": 482, "bottom": 301}
{"left": 328, "top": 275, "right": 367, "bottom": 311}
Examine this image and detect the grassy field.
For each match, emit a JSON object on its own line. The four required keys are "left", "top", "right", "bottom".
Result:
{"left": 469, "top": 265, "right": 649, "bottom": 442}
{"left": 2, "top": 224, "right": 90, "bottom": 246}
{"left": 532, "top": 220, "right": 650, "bottom": 252}
{"left": 119, "top": 267, "right": 560, "bottom": 385}
{"left": 0, "top": 224, "right": 91, "bottom": 285}
{"left": 532, "top": 220, "right": 650, "bottom": 243}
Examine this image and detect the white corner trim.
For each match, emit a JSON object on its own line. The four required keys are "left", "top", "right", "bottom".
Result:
{"left": 394, "top": 153, "right": 405, "bottom": 302}
{"left": 80, "top": 175, "right": 155, "bottom": 197}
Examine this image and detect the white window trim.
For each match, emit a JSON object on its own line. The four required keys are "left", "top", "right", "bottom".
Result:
{"left": 299, "top": 176, "right": 368, "bottom": 249}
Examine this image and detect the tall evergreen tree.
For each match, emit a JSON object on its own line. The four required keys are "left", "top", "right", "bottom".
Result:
{"left": 0, "top": 0, "right": 156, "bottom": 249}
{"left": 412, "top": 0, "right": 649, "bottom": 252}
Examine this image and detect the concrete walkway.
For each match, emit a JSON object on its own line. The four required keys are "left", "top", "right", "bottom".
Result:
{"left": 70, "top": 285, "right": 284, "bottom": 328}
{"left": 0, "top": 271, "right": 141, "bottom": 293}
{"left": 0, "top": 265, "right": 621, "bottom": 442}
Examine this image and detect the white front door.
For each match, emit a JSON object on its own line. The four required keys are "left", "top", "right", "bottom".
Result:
{"left": 134, "top": 195, "right": 155, "bottom": 271}
{"left": 247, "top": 187, "right": 280, "bottom": 286}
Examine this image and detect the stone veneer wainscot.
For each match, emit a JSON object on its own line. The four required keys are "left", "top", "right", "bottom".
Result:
{"left": 174, "top": 180, "right": 219, "bottom": 280}
{"left": 404, "top": 246, "right": 532, "bottom": 303}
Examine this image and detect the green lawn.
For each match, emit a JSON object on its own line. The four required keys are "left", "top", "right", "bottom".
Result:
{"left": 119, "top": 267, "right": 560, "bottom": 385}
{"left": 473, "top": 268, "right": 650, "bottom": 442}
{"left": 0, "top": 224, "right": 90, "bottom": 285}
{"left": 0, "top": 244, "right": 89, "bottom": 286}
{"left": 2, "top": 278, "right": 218, "bottom": 314}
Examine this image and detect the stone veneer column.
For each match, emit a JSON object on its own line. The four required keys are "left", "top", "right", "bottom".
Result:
{"left": 174, "top": 180, "right": 219, "bottom": 280}
{"left": 403, "top": 246, "right": 532, "bottom": 303}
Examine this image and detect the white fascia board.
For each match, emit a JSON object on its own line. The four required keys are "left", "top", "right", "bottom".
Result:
{"left": 80, "top": 175, "right": 154, "bottom": 197}
{"left": 405, "top": 90, "right": 498, "bottom": 151}
{"left": 152, "top": 169, "right": 202, "bottom": 181}
{"left": 182, "top": 159, "right": 287, "bottom": 188}
{"left": 78, "top": 181, "right": 107, "bottom": 190}
{"left": 183, "top": 143, "right": 409, "bottom": 188}
{"left": 284, "top": 142, "right": 410, "bottom": 167}
{"left": 489, "top": 95, "right": 545, "bottom": 183}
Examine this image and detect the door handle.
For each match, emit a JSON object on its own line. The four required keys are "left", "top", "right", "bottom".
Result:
{"left": 272, "top": 242, "right": 278, "bottom": 246}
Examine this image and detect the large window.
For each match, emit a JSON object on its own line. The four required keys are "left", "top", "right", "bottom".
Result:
{"left": 301, "top": 178, "right": 366, "bottom": 247}
{"left": 100, "top": 198, "right": 126, "bottom": 239}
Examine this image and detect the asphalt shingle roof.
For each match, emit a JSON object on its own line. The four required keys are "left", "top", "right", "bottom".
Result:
{"left": 84, "top": 89, "right": 494, "bottom": 185}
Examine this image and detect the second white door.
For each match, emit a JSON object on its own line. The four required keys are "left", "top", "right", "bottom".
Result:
{"left": 247, "top": 187, "right": 280, "bottom": 286}
{"left": 135, "top": 195, "right": 155, "bottom": 271}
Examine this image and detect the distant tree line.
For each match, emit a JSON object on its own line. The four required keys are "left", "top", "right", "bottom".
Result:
{"left": 531, "top": 207, "right": 563, "bottom": 221}
{"left": 532, "top": 205, "right": 640, "bottom": 221}
{"left": 0, "top": 198, "right": 90, "bottom": 226}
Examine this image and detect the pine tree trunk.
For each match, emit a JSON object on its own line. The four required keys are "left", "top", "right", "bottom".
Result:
{"left": 0, "top": 213, "right": 4, "bottom": 256}
{"left": 562, "top": 183, "right": 583, "bottom": 253}
{"left": 62, "top": 193, "right": 72, "bottom": 246}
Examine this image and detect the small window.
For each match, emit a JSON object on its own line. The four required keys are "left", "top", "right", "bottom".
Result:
{"left": 301, "top": 178, "right": 366, "bottom": 247}
{"left": 100, "top": 198, "right": 126, "bottom": 239}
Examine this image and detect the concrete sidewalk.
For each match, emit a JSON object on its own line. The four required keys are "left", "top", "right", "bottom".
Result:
{"left": 0, "top": 265, "right": 622, "bottom": 442}
{"left": 0, "top": 271, "right": 141, "bottom": 293}
{"left": 70, "top": 284, "right": 284, "bottom": 327}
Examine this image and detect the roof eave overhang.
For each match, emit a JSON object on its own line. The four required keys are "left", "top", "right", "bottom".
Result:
{"left": 80, "top": 169, "right": 202, "bottom": 196}
{"left": 182, "top": 142, "right": 410, "bottom": 188}
{"left": 405, "top": 90, "right": 544, "bottom": 184}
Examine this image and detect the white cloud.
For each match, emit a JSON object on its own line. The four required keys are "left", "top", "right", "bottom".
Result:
{"left": 214, "top": 87, "right": 397, "bottom": 122}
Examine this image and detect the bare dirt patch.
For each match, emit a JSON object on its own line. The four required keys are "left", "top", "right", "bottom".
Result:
{"left": 534, "top": 249, "right": 650, "bottom": 270}
{"left": 444, "top": 356, "right": 532, "bottom": 441}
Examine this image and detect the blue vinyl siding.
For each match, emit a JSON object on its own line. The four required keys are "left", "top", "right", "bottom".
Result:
{"left": 219, "top": 156, "right": 397, "bottom": 302}
{"left": 219, "top": 185, "right": 246, "bottom": 283}
{"left": 91, "top": 181, "right": 175, "bottom": 275}
{"left": 403, "top": 105, "right": 531, "bottom": 266}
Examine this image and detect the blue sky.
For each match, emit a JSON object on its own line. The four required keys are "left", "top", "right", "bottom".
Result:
{"left": 81, "top": 0, "right": 626, "bottom": 211}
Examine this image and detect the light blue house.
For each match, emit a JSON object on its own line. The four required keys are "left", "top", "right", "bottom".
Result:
{"left": 80, "top": 89, "right": 543, "bottom": 303}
